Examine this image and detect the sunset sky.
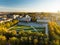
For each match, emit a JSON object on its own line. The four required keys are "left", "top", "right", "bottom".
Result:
{"left": 0, "top": 0, "right": 60, "bottom": 12}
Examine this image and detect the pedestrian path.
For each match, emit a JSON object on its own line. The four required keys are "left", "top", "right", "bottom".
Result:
{"left": 31, "top": 25, "right": 38, "bottom": 32}
{"left": 18, "top": 22, "right": 48, "bottom": 35}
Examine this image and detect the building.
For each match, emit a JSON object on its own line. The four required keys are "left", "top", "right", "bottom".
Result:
{"left": 18, "top": 15, "right": 31, "bottom": 22}
{"left": 13, "top": 14, "right": 19, "bottom": 19}
{"left": 19, "top": 16, "right": 23, "bottom": 18}
{"left": 0, "top": 20, "right": 4, "bottom": 23}
{"left": 7, "top": 14, "right": 19, "bottom": 19}
{"left": 36, "top": 16, "right": 50, "bottom": 23}
{"left": 25, "top": 15, "right": 31, "bottom": 22}
{"left": 37, "top": 19, "right": 50, "bottom": 23}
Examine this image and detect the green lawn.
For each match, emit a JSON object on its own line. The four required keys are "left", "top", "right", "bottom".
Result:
{"left": 10, "top": 25, "right": 45, "bottom": 32}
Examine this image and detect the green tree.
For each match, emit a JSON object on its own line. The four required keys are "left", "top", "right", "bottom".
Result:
{"left": 0, "top": 35, "right": 7, "bottom": 45}
{"left": 9, "top": 37, "right": 19, "bottom": 45}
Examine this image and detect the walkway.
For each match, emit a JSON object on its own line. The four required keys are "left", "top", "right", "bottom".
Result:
{"left": 18, "top": 22, "right": 48, "bottom": 35}
{"left": 31, "top": 25, "right": 38, "bottom": 32}
{"left": 8, "top": 21, "right": 48, "bottom": 35}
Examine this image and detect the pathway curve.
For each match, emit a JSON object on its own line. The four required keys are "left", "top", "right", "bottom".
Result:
{"left": 8, "top": 22, "right": 49, "bottom": 35}
{"left": 8, "top": 25, "right": 17, "bottom": 30}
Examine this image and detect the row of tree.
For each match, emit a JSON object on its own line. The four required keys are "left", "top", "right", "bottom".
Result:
{"left": 1, "top": 19, "right": 60, "bottom": 45}
{"left": 0, "top": 19, "right": 49, "bottom": 45}
{"left": 48, "top": 21, "right": 60, "bottom": 45}
{"left": 0, "top": 19, "right": 19, "bottom": 35}
{"left": 0, "top": 30, "right": 48, "bottom": 45}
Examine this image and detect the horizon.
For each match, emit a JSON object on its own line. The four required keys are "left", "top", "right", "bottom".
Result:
{"left": 0, "top": 0, "right": 60, "bottom": 12}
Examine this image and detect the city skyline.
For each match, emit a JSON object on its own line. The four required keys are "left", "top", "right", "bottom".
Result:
{"left": 0, "top": 0, "right": 60, "bottom": 12}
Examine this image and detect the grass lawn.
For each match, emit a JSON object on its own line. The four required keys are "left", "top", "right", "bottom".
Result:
{"left": 10, "top": 25, "right": 45, "bottom": 32}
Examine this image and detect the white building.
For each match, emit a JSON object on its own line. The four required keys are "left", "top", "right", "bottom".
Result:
{"left": 37, "top": 19, "right": 50, "bottom": 23}
{"left": 0, "top": 20, "right": 4, "bottom": 23}
{"left": 36, "top": 16, "right": 50, "bottom": 23}
{"left": 20, "top": 16, "right": 23, "bottom": 18}
{"left": 18, "top": 15, "right": 31, "bottom": 22}
{"left": 13, "top": 15, "right": 19, "bottom": 19}
{"left": 3, "top": 18, "right": 7, "bottom": 20}
{"left": 4, "top": 18, "right": 13, "bottom": 22}
{"left": 25, "top": 15, "right": 31, "bottom": 22}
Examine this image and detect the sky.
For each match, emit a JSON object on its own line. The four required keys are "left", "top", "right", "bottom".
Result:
{"left": 0, "top": 0, "right": 60, "bottom": 12}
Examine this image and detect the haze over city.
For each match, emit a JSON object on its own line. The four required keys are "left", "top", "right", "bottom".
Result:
{"left": 0, "top": 0, "right": 60, "bottom": 12}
